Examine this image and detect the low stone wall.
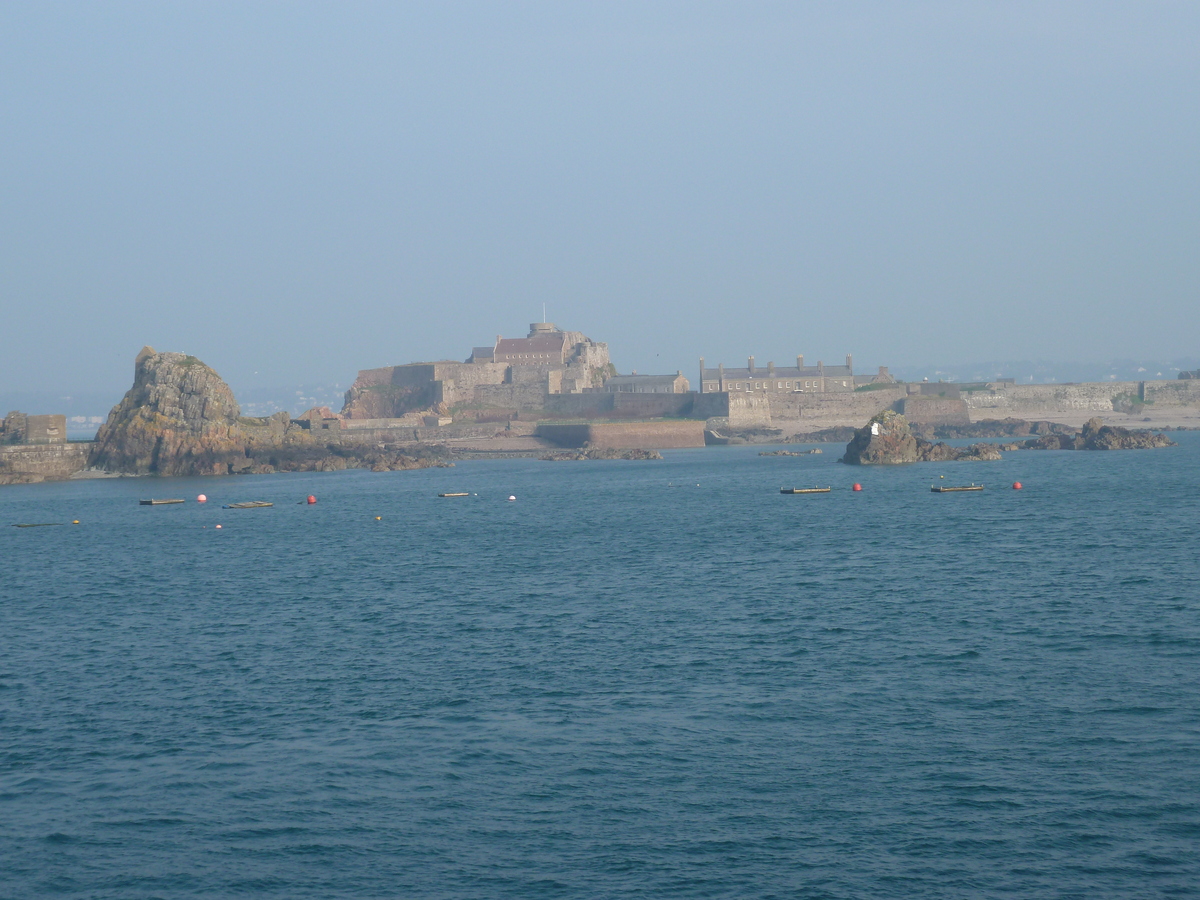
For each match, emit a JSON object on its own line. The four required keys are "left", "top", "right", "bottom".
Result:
{"left": 476, "top": 382, "right": 547, "bottom": 410}
{"left": 543, "top": 392, "right": 697, "bottom": 419}
{"left": 962, "top": 382, "right": 1138, "bottom": 417}
{"left": 897, "top": 396, "right": 971, "bottom": 425}
{"left": 0, "top": 442, "right": 92, "bottom": 483}
{"left": 536, "top": 421, "right": 705, "bottom": 449}
{"left": 1142, "top": 380, "right": 1200, "bottom": 406}
{"left": 765, "top": 389, "right": 903, "bottom": 431}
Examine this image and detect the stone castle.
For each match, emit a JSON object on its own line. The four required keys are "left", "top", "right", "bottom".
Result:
{"left": 341, "top": 323, "right": 620, "bottom": 419}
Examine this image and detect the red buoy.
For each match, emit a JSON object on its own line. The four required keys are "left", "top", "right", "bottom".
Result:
{"left": 307, "top": 495, "right": 317, "bottom": 504}
{"left": 1012, "top": 482, "right": 1023, "bottom": 490}
{"left": 197, "top": 494, "right": 207, "bottom": 503}
{"left": 852, "top": 483, "right": 863, "bottom": 492}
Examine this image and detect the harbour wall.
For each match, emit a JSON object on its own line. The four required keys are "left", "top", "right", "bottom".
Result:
{"left": 536, "top": 421, "right": 706, "bottom": 449}
{"left": 0, "top": 442, "right": 92, "bottom": 484}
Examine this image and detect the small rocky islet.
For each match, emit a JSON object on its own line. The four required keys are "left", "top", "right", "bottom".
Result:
{"left": 840, "top": 410, "right": 1174, "bottom": 465}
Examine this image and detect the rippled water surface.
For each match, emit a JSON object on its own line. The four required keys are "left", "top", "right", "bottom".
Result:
{"left": 3, "top": 438, "right": 1199, "bottom": 898}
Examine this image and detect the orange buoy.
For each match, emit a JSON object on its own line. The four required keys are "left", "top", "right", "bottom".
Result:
{"left": 1012, "top": 482, "right": 1023, "bottom": 490}
{"left": 197, "top": 494, "right": 207, "bottom": 503}
{"left": 307, "top": 495, "right": 317, "bottom": 504}
{"left": 852, "top": 483, "right": 862, "bottom": 492}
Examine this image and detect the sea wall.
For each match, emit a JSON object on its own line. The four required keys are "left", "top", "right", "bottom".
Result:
{"left": 536, "top": 421, "right": 705, "bottom": 449}
{"left": 897, "top": 396, "right": 971, "bottom": 425}
{"left": 543, "top": 393, "right": 696, "bottom": 419}
{"left": 1142, "top": 380, "right": 1200, "bottom": 406}
{"left": 475, "top": 382, "right": 548, "bottom": 410}
{"left": 961, "top": 382, "right": 1139, "bottom": 416}
{"left": 751, "top": 389, "right": 903, "bottom": 433}
{"left": 0, "top": 442, "right": 91, "bottom": 483}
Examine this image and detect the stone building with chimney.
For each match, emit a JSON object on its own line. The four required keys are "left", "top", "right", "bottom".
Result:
{"left": 698, "top": 355, "right": 855, "bottom": 394}
{"left": 342, "top": 323, "right": 615, "bottom": 418}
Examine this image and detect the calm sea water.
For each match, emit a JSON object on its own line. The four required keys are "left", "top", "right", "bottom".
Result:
{"left": 3, "top": 437, "right": 1199, "bottom": 899}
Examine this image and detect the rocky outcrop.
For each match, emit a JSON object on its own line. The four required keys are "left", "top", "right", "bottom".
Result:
{"left": 914, "top": 418, "right": 1074, "bottom": 441}
{"left": 90, "top": 347, "right": 450, "bottom": 477}
{"left": 840, "top": 411, "right": 1003, "bottom": 465}
{"left": 89, "top": 348, "right": 249, "bottom": 475}
{"left": 1015, "top": 417, "right": 1175, "bottom": 451}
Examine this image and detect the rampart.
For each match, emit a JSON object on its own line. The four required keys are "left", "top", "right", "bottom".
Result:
{"left": 897, "top": 396, "right": 971, "bottom": 425}
{"left": 0, "top": 442, "right": 91, "bottom": 483}
{"left": 536, "top": 421, "right": 705, "bottom": 449}
{"left": 544, "top": 393, "right": 697, "bottom": 419}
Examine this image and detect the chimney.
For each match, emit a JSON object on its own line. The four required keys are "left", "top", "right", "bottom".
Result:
{"left": 699, "top": 357, "right": 705, "bottom": 391}
{"left": 748, "top": 355, "right": 756, "bottom": 375}
{"left": 846, "top": 353, "right": 853, "bottom": 373}
{"left": 818, "top": 360, "right": 824, "bottom": 374}
{"left": 767, "top": 361, "right": 775, "bottom": 376}
{"left": 797, "top": 354, "right": 804, "bottom": 369}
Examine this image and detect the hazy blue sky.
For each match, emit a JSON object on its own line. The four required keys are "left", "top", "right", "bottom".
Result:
{"left": 2, "top": 1, "right": 1197, "bottom": 400}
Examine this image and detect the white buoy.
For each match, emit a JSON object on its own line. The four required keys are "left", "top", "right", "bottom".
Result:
{"left": 508, "top": 495, "right": 516, "bottom": 501}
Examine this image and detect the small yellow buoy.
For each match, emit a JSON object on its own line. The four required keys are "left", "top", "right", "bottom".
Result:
{"left": 72, "top": 520, "right": 80, "bottom": 524}
{"left": 375, "top": 516, "right": 381, "bottom": 520}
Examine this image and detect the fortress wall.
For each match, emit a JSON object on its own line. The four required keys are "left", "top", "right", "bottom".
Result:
{"left": 536, "top": 421, "right": 705, "bottom": 449}
{"left": 352, "top": 366, "right": 400, "bottom": 388}
{"left": 510, "top": 392, "right": 699, "bottom": 421}
{"left": 433, "top": 362, "right": 507, "bottom": 387}
{"left": 475, "top": 382, "right": 547, "bottom": 409}
{"left": 962, "top": 382, "right": 1139, "bottom": 416}
{"left": 726, "top": 394, "right": 772, "bottom": 426}
{"left": 0, "top": 442, "right": 91, "bottom": 482}
{"left": 1143, "top": 380, "right": 1200, "bottom": 406}
{"left": 511, "top": 365, "right": 553, "bottom": 384}
{"left": 412, "top": 423, "right": 517, "bottom": 442}
{"left": 543, "top": 394, "right": 616, "bottom": 417}
{"left": 897, "top": 396, "right": 971, "bottom": 425}
{"left": 340, "top": 417, "right": 420, "bottom": 429}
{"left": 612, "top": 394, "right": 695, "bottom": 417}
{"left": 765, "top": 389, "right": 903, "bottom": 429}
{"left": 385, "top": 364, "right": 438, "bottom": 387}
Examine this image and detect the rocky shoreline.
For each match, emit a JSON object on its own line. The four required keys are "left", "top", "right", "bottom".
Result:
{"left": 540, "top": 444, "right": 663, "bottom": 461}
{"left": 840, "top": 411, "right": 1173, "bottom": 465}
{"left": 84, "top": 347, "right": 455, "bottom": 478}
